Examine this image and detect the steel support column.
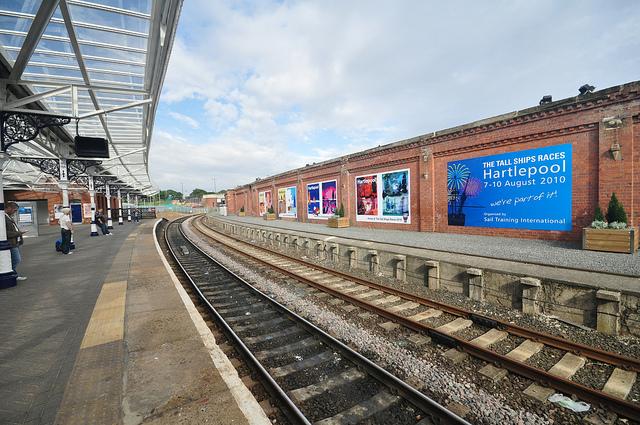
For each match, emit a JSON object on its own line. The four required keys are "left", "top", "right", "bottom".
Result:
{"left": 106, "top": 184, "right": 113, "bottom": 229}
{"left": 127, "top": 192, "right": 131, "bottom": 222}
{"left": 118, "top": 189, "right": 123, "bottom": 225}
{"left": 89, "top": 175, "right": 98, "bottom": 236}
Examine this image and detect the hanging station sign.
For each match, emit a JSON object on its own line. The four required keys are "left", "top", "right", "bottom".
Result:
{"left": 277, "top": 186, "right": 297, "bottom": 218}
{"left": 356, "top": 168, "right": 411, "bottom": 223}
{"left": 258, "top": 190, "right": 272, "bottom": 216}
{"left": 307, "top": 179, "right": 337, "bottom": 219}
{"left": 446, "top": 144, "right": 572, "bottom": 231}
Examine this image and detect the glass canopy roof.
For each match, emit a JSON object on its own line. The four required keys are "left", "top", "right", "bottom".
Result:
{"left": 0, "top": 0, "right": 182, "bottom": 195}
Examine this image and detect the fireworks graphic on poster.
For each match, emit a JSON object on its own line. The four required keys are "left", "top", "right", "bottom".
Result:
{"left": 447, "top": 163, "right": 470, "bottom": 190}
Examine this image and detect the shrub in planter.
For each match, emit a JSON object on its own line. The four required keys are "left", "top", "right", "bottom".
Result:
{"left": 606, "top": 193, "right": 628, "bottom": 224}
{"left": 264, "top": 206, "right": 276, "bottom": 220}
{"left": 583, "top": 195, "right": 637, "bottom": 253}
{"left": 328, "top": 203, "right": 349, "bottom": 228}
{"left": 239, "top": 206, "right": 246, "bottom": 216}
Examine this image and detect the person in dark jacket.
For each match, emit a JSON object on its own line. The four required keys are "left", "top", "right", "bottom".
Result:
{"left": 5, "top": 202, "right": 27, "bottom": 281}
{"left": 95, "top": 209, "right": 111, "bottom": 235}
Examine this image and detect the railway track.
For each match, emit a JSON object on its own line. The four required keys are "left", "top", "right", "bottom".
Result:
{"left": 162, "top": 217, "right": 468, "bottom": 425}
{"left": 190, "top": 215, "right": 640, "bottom": 422}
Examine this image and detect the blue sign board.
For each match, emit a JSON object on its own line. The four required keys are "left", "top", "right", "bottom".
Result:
{"left": 447, "top": 144, "right": 572, "bottom": 231}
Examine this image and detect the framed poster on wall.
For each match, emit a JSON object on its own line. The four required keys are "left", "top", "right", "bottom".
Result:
{"left": 356, "top": 168, "right": 410, "bottom": 223}
{"left": 307, "top": 180, "right": 337, "bottom": 219}
{"left": 446, "top": 144, "right": 572, "bottom": 230}
{"left": 278, "top": 186, "right": 297, "bottom": 218}
{"left": 258, "top": 190, "right": 272, "bottom": 215}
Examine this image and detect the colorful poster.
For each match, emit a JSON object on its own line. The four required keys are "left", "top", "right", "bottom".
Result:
{"left": 278, "top": 186, "right": 297, "bottom": 217}
{"left": 307, "top": 183, "right": 321, "bottom": 217}
{"left": 82, "top": 203, "right": 92, "bottom": 218}
{"left": 264, "top": 191, "right": 272, "bottom": 213}
{"left": 258, "top": 191, "right": 266, "bottom": 215}
{"left": 356, "top": 169, "right": 410, "bottom": 223}
{"left": 446, "top": 144, "right": 572, "bottom": 230}
{"left": 307, "top": 179, "right": 337, "bottom": 219}
{"left": 18, "top": 206, "right": 33, "bottom": 224}
{"left": 322, "top": 180, "right": 337, "bottom": 215}
{"left": 258, "top": 190, "right": 273, "bottom": 215}
{"left": 356, "top": 174, "right": 378, "bottom": 216}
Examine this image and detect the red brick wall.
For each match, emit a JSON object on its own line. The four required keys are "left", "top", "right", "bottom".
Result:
{"left": 226, "top": 82, "right": 640, "bottom": 241}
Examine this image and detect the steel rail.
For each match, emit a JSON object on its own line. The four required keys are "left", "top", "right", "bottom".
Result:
{"left": 192, "top": 216, "right": 640, "bottom": 422}
{"left": 162, "top": 218, "right": 311, "bottom": 425}
{"left": 164, "top": 217, "right": 470, "bottom": 425}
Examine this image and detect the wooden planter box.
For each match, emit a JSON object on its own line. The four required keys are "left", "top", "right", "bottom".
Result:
{"left": 583, "top": 227, "right": 638, "bottom": 254}
{"left": 238, "top": 211, "right": 246, "bottom": 217}
{"left": 264, "top": 213, "right": 277, "bottom": 221}
{"left": 328, "top": 217, "right": 350, "bottom": 228}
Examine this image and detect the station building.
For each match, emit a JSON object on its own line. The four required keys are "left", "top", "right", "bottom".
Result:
{"left": 226, "top": 81, "right": 640, "bottom": 242}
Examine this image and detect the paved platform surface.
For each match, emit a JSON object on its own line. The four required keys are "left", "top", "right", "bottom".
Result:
{"left": 0, "top": 218, "right": 263, "bottom": 425}
{"left": 215, "top": 215, "right": 640, "bottom": 287}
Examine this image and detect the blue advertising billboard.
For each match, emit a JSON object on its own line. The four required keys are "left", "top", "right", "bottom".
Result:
{"left": 447, "top": 144, "right": 572, "bottom": 231}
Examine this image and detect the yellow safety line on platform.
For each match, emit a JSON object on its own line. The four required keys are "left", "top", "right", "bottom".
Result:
{"left": 80, "top": 281, "right": 127, "bottom": 349}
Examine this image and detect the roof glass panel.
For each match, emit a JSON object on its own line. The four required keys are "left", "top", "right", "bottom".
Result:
{"left": 79, "top": 43, "right": 145, "bottom": 62}
{"left": 42, "top": 20, "right": 68, "bottom": 38}
{"left": 1, "top": 0, "right": 43, "bottom": 15}
{"left": 88, "top": 70, "right": 143, "bottom": 85}
{"left": 79, "top": 0, "right": 152, "bottom": 15}
{"left": 68, "top": 4, "right": 149, "bottom": 33}
{"left": 94, "top": 91, "right": 143, "bottom": 100}
{"left": 84, "top": 58, "right": 144, "bottom": 74}
{"left": 0, "top": 33, "right": 25, "bottom": 49}
{"left": 36, "top": 38, "right": 75, "bottom": 55}
{"left": 30, "top": 51, "right": 81, "bottom": 66}
{"left": 25, "top": 65, "right": 82, "bottom": 79}
{"left": 76, "top": 26, "right": 147, "bottom": 50}
{"left": 0, "top": 15, "right": 33, "bottom": 33}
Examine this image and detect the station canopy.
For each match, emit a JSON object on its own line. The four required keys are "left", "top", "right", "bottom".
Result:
{"left": 0, "top": 0, "right": 182, "bottom": 195}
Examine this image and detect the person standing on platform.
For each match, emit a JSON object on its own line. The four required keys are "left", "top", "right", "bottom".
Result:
{"left": 95, "top": 209, "right": 111, "bottom": 235}
{"left": 59, "top": 208, "right": 74, "bottom": 255}
{"left": 5, "top": 202, "right": 27, "bottom": 281}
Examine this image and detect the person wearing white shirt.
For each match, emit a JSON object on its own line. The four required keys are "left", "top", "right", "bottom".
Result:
{"left": 59, "top": 208, "right": 73, "bottom": 255}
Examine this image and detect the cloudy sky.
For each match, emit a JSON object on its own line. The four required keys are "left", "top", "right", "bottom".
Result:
{"left": 149, "top": 0, "right": 639, "bottom": 195}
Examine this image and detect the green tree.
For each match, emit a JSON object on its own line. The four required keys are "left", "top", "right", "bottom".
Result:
{"left": 606, "top": 192, "right": 628, "bottom": 224}
{"left": 594, "top": 206, "right": 605, "bottom": 222}
{"left": 189, "top": 188, "right": 208, "bottom": 199}
{"left": 160, "top": 189, "right": 183, "bottom": 200}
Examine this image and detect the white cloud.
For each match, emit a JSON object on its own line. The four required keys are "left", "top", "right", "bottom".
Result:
{"left": 153, "top": 0, "right": 640, "bottom": 191}
{"left": 168, "top": 111, "right": 200, "bottom": 129}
